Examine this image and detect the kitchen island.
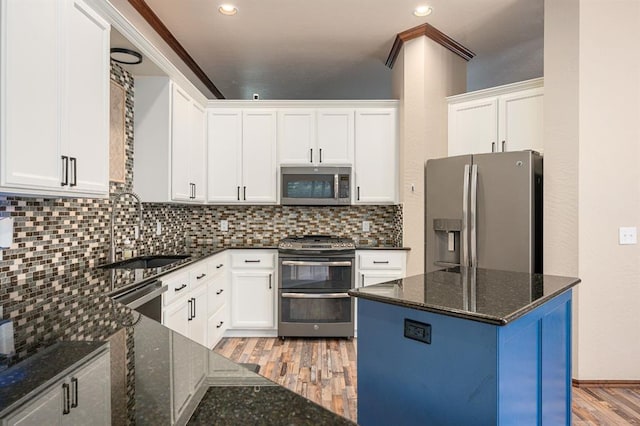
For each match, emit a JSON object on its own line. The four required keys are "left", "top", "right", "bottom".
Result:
{"left": 349, "top": 267, "right": 580, "bottom": 426}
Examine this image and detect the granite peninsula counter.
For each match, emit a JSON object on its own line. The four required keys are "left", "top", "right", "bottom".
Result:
{"left": 349, "top": 267, "right": 580, "bottom": 426}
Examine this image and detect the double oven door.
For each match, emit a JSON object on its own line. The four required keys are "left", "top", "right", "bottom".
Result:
{"left": 278, "top": 252, "right": 354, "bottom": 338}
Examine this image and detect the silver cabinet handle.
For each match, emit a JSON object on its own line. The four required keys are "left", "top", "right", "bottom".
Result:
{"left": 502, "top": 140, "right": 506, "bottom": 151}
{"left": 334, "top": 174, "right": 339, "bottom": 199}
{"left": 281, "top": 292, "right": 350, "bottom": 299}
{"left": 281, "top": 260, "right": 352, "bottom": 267}
{"left": 71, "top": 377, "right": 78, "bottom": 408}
{"left": 268, "top": 273, "right": 272, "bottom": 289}
{"left": 175, "top": 284, "right": 187, "bottom": 292}
{"left": 373, "top": 260, "right": 389, "bottom": 264}
{"left": 187, "top": 299, "right": 193, "bottom": 321}
{"left": 216, "top": 289, "right": 224, "bottom": 295}
{"left": 461, "top": 164, "right": 470, "bottom": 267}
{"left": 491, "top": 142, "right": 496, "bottom": 152}
{"left": 62, "top": 383, "right": 71, "bottom": 415}
{"left": 470, "top": 164, "right": 478, "bottom": 267}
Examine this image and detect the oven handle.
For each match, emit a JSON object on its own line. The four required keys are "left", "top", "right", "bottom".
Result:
{"left": 281, "top": 261, "right": 352, "bottom": 267}
{"left": 281, "top": 292, "right": 351, "bottom": 299}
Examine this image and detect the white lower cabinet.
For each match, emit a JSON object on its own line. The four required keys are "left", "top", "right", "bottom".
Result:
{"left": 3, "top": 349, "right": 110, "bottom": 426}
{"left": 229, "top": 250, "right": 277, "bottom": 332}
{"left": 207, "top": 252, "right": 229, "bottom": 348}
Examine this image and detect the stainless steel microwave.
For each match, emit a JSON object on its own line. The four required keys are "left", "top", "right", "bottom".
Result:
{"left": 280, "top": 166, "right": 351, "bottom": 205}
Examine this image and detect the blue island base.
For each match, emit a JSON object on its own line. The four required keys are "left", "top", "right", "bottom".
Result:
{"left": 357, "top": 291, "right": 572, "bottom": 426}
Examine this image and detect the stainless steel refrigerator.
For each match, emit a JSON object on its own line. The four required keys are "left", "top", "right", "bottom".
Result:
{"left": 424, "top": 151, "right": 543, "bottom": 274}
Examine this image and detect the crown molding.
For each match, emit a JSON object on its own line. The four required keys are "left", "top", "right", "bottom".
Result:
{"left": 386, "top": 22, "right": 474, "bottom": 69}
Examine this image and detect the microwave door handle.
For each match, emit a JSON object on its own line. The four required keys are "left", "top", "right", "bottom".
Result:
{"left": 334, "top": 174, "right": 339, "bottom": 199}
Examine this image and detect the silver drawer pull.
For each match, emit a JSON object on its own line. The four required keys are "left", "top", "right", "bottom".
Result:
{"left": 281, "top": 261, "right": 352, "bottom": 267}
{"left": 281, "top": 292, "right": 350, "bottom": 299}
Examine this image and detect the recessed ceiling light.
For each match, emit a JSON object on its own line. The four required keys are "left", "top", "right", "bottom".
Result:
{"left": 414, "top": 5, "right": 433, "bottom": 17}
{"left": 218, "top": 4, "right": 238, "bottom": 16}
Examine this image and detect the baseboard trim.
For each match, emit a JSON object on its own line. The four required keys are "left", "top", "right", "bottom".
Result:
{"left": 573, "top": 379, "right": 640, "bottom": 388}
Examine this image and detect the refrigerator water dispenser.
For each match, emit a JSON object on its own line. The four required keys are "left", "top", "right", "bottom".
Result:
{"left": 433, "top": 218, "right": 462, "bottom": 267}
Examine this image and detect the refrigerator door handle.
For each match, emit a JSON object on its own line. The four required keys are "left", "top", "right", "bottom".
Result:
{"left": 470, "top": 164, "right": 478, "bottom": 267}
{"left": 462, "top": 164, "right": 470, "bottom": 267}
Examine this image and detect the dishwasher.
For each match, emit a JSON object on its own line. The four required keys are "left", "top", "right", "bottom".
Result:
{"left": 110, "top": 279, "right": 166, "bottom": 323}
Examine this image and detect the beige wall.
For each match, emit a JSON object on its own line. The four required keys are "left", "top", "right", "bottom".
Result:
{"left": 545, "top": 0, "right": 640, "bottom": 380}
{"left": 393, "top": 37, "right": 467, "bottom": 275}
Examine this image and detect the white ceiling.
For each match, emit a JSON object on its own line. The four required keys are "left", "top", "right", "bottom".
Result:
{"left": 121, "top": 0, "right": 543, "bottom": 100}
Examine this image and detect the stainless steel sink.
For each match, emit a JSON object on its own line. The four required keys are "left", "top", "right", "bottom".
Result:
{"left": 99, "top": 254, "right": 191, "bottom": 270}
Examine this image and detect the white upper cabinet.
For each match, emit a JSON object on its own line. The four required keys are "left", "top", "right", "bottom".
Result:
{"left": 0, "top": 0, "right": 110, "bottom": 197}
{"left": 448, "top": 98, "right": 499, "bottom": 156}
{"left": 498, "top": 88, "right": 544, "bottom": 153}
{"left": 278, "top": 108, "right": 353, "bottom": 165}
{"left": 207, "top": 109, "right": 277, "bottom": 203}
{"left": 207, "top": 109, "right": 242, "bottom": 202}
{"left": 134, "top": 78, "right": 206, "bottom": 203}
{"left": 354, "top": 108, "right": 398, "bottom": 204}
{"left": 447, "top": 78, "right": 544, "bottom": 156}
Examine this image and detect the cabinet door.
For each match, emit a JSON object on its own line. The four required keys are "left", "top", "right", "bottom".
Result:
{"left": 63, "top": 0, "right": 109, "bottom": 194}
{"left": 171, "top": 85, "right": 193, "bottom": 201}
{"left": 189, "top": 285, "right": 208, "bottom": 347}
{"left": 277, "top": 109, "right": 315, "bottom": 165}
{"left": 317, "top": 109, "right": 354, "bottom": 164}
{"left": 498, "top": 88, "right": 544, "bottom": 153}
{"left": 171, "top": 332, "right": 192, "bottom": 421}
{"left": 190, "top": 102, "right": 207, "bottom": 201}
{"left": 5, "top": 384, "right": 63, "bottom": 426}
{"left": 1, "top": 0, "right": 61, "bottom": 190}
{"left": 207, "top": 109, "right": 242, "bottom": 202}
{"left": 207, "top": 305, "right": 227, "bottom": 349}
{"left": 242, "top": 110, "right": 277, "bottom": 203}
{"left": 66, "top": 352, "right": 111, "bottom": 425}
{"left": 164, "top": 298, "right": 189, "bottom": 339}
{"left": 354, "top": 109, "right": 397, "bottom": 203}
{"left": 231, "top": 271, "right": 274, "bottom": 328}
{"left": 448, "top": 98, "right": 499, "bottom": 156}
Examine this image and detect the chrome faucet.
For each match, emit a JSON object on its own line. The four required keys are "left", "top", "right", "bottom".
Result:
{"left": 110, "top": 191, "right": 143, "bottom": 263}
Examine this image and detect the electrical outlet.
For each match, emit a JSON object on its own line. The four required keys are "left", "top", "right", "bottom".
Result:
{"left": 362, "top": 221, "right": 370, "bottom": 232}
{"left": 220, "top": 220, "right": 229, "bottom": 232}
{"left": 619, "top": 227, "right": 637, "bottom": 245}
{"left": 156, "top": 221, "right": 162, "bottom": 236}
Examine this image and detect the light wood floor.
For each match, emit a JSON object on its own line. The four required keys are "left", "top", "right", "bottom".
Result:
{"left": 214, "top": 337, "right": 640, "bottom": 425}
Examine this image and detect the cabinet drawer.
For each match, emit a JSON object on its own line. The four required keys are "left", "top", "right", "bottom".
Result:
{"left": 207, "top": 254, "right": 227, "bottom": 276}
{"left": 208, "top": 279, "right": 226, "bottom": 316}
{"left": 163, "top": 271, "right": 191, "bottom": 306}
{"left": 207, "top": 305, "right": 228, "bottom": 349}
{"left": 359, "top": 252, "right": 404, "bottom": 270}
{"left": 231, "top": 252, "right": 275, "bottom": 268}
{"left": 190, "top": 263, "right": 209, "bottom": 288}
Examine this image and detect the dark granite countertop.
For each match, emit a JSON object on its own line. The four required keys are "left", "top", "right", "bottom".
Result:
{"left": 0, "top": 341, "right": 108, "bottom": 417}
{"left": 356, "top": 246, "right": 410, "bottom": 250}
{"left": 188, "top": 386, "right": 355, "bottom": 426}
{"left": 349, "top": 267, "right": 580, "bottom": 325}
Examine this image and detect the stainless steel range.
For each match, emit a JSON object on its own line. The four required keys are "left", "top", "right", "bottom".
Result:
{"left": 278, "top": 235, "right": 355, "bottom": 338}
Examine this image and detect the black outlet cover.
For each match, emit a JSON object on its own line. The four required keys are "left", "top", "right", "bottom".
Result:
{"left": 404, "top": 318, "right": 431, "bottom": 344}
